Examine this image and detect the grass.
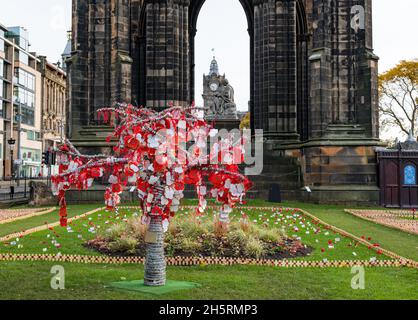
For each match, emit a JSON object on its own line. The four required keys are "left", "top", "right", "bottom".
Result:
{"left": 0, "top": 206, "right": 390, "bottom": 262}
{"left": 0, "top": 204, "right": 100, "bottom": 238}
{"left": 280, "top": 201, "right": 418, "bottom": 261}
{"left": 0, "top": 200, "right": 417, "bottom": 300}
{"left": 0, "top": 261, "right": 416, "bottom": 300}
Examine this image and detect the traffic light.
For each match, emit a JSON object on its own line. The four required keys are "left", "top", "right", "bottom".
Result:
{"left": 42, "top": 151, "right": 50, "bottom": 165}
{"left": 51, "top": 151, "right": 57, "bottom": 166}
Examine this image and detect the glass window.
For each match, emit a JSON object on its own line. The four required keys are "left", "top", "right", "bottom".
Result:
{"left": 404, "top": 165, "right": 416, "bottom": 185}
{"left": 0, "top": 59, "right": 3, "bottom": 78}
{"left": 27, "top": 91, "right": 34, "bottom": 107}
{"left": 15, "top": 68, "right": 35, "bottom": 91}
{"left": 27, "top": 130, "right": 36, "bottom": 140}
{"left": 17, "top": 51, "right": 29, "bottom": 65}
{"left": 0, "top": 29, "right": 4, "bottom": 52}
{"left": 0, "top": 80, "right": 3, "bottom": 99}
{"left": 0, "top": 99, "right": 3, "bottom": 118}
{"left": 28, "top": 73, "right": 35, "bottom": 90}
{"left": 14, "top": 103, "right": 34, "bottom": 126}
{"left": 21, "top": 148, "right": 41, "bottom": 162}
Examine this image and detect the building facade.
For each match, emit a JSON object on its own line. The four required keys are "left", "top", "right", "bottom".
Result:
{"left": 0, "top": 23, "right": 66, "bottom": 180}
{"left": 67, "top": 0, "right": 380, "bottom": 203}
{"left": 0, "top": 24, "right": 43, "bottom": 179}
{"left": 38, "top": 56, "right": 66, "bottom": 152}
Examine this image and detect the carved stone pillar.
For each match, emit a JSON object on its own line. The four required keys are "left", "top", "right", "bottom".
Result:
{"left": 308, "top": 0, "right": 378, "bottom": 139}
{"left": 143, "top": 0, "right": 191, "bottom": 109}
{"left": 253, "top": 0, "right": 299, "bottom": 142}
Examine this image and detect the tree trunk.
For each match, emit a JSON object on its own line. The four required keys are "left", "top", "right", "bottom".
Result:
{"left": 144, "top": 215, "right": 166, "bottom": 286}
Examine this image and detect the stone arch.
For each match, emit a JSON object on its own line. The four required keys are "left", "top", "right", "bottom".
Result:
{"left": 136, "top": 0, "right": 310, "bottom": 139}
{"left": 188, "top": 0, "right": 254, "bottom": 109}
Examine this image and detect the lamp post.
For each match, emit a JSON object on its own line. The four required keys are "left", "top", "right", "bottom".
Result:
{"left": 57, "top": 119, "right": 65, "bottom": 143}
{"left": 8, "top": 137, "right": 16, "bottom": 185}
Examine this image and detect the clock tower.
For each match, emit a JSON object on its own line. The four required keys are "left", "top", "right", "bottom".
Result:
{"left": 202, "top": 56, "right": 238, "bottom": 120}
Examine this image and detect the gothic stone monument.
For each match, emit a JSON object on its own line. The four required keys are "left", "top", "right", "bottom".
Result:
{"left": 67, "top": 0, "right": 380, "bottom": 204}
{"left": 202, "top": 56, "right": 241, "bottom": 130}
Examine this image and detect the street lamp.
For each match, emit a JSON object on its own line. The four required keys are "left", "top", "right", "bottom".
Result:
{"left": 8, "top": 137, "right": 16, "bottom": 182}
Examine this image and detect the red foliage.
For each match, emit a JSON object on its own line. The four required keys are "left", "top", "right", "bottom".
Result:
{"left": 52, "top": 104, "right": 252, "bottom": 228}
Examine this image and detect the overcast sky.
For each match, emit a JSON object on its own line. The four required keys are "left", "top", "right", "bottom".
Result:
{"left": 0, "top": 0, "right": 416, "bottom": 112}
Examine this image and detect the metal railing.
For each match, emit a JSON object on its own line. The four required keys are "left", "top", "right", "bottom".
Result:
{"left": 0, "top": 175, "right": 49, "bottom": 202}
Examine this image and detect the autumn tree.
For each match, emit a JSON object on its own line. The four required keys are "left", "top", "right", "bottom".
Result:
{"left": 240, "top": 112, "right": 250, "bottom": 130}
{"left": 379, "top": 60, "right": 418, "bottom": 138}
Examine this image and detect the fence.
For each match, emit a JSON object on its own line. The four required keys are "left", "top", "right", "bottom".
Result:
{"left": 0, "top": 176, "right": 50, "bottom": 202}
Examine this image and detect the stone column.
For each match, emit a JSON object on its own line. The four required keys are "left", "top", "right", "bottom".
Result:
{"left": 144, "top": 0, "right": 191, "bottom": 109}
{"left": 253, "top": 0, "right": 299, "bottom": 142}
{"left": 308, "top": 0, "right": 378, "bottom": 138}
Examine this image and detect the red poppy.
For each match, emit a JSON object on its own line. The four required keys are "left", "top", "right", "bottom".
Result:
{"left": 152, "top": 207, "right": 162, "bottom": 216}
{"left": 125, "top": 135, "right": 139, "bottom": 150}
{"left": 90, "top": 167, "right": 102, "bottom": 178}
{"left": 112, "top": 183, "right": 123, "bottom": 194}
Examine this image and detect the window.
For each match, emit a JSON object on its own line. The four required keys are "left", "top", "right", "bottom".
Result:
{"left": 17, "top": 51, "right": 29, "bottom": 65}
{"left": 14, "top": 86, "right": 35, "bottom": 108}
{"left": 14, "top": 103, "right": 34, "bottom": 126}
{"left": 0, "top": 59, "right": 3, "bottom": 78}
{"left": 21, "top": 148, "right": 41, "bottom": 162}
{"left": 404, "top": 165, "right": 416, "bottom": 185}
{"left": 15, "top": 68, "right": 35, "bottom": 91}
{"left": 0, "top": 80, "right": 3, "bottom": 98}
{"left": 27, "top": 130, "right": 39, "bottom": 141}
{"left": 0, "top": 99, "right": 3, "bottom": 118}
{"left": 0, "top": 29, "right": 4, "bottom": 52}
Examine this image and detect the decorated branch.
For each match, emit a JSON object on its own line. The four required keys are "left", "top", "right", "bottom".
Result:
{"left": 51, "top": 103, "right": 252, "bottom": 286}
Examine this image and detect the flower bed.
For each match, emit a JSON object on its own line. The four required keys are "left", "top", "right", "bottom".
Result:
{"left": 346, "top": 209, "right": 418, "bottom": 235}
{"left": 87, "top": 214, "right": 311, "bottom": 260}
{"left": 0, "top": 207, "right": 56, "bottom": 225}
{"left": 0, "top": 206, "right": 395, "bottom": 264}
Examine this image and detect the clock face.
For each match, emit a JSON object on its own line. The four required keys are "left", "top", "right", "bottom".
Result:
{"left": 210, "top": 82, "right": 218, "bottom": 92}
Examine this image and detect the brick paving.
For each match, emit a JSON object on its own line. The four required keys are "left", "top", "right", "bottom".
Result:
{"left": 347, "top": 209, "right": 418, "bottom": 235}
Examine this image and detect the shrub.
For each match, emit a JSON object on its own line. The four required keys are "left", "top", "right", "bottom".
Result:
{"left": 245, "top": 237, "right": 265, "bottom": 259}
{"left": 125, "top": 217, "right": 146, "bottom": 239}
{"left": 258, "top": 228, "right": 284, "bottom": 243}
{"left": 89, "top": 213, "right": 307, "bottom": 260}
{"left": 102, "top": 223, "right": 126, "bottom": 241}
{"left": 228, "top": 229, "right": 249, "bottom": 246}
{"left": 179, "top": 237, "right": 202, "bottom": 254}
{"left": 107, "top": 236, "right": 138, "bottom": 255}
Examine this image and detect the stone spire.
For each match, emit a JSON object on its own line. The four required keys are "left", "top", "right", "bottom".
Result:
{"left": 209, "top": 53, "right": 219, "bottom": 76}
{"left": 61, "top": 30, "right": 72, "bottom": 71}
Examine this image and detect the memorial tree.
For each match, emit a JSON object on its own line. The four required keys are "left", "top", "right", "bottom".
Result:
{"left": 51, "top": 104, "right": 251, "bottom": 286}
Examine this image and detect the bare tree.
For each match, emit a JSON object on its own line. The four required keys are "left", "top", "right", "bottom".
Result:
{"left": 379, "top": 60, "right": 418, "bottom": 138}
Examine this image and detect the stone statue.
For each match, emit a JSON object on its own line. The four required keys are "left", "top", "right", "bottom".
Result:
{"left": 205, "top": 79, "right": 238, "bottom": 119}
{"left": 202, "top": 57, "right": 238, "bottom": 120}
{"left": 220, "top": 79, "right": 237, "bottom": 116}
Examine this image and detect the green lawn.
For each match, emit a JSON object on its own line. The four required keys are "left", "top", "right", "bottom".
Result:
{"left": 0, "top": 261, "right": 416, "bottom": 300}
{"left": 0, "top": 204, "right": 100, "bottom": 238}
{"left": 0, "top": 201, "right": 416, "bottom": 300}
{"left": 281, "top": 201, "right": 418, "bottom": 261}
{"left": 0, "top": 206, "right": 389, "bottom": 262}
